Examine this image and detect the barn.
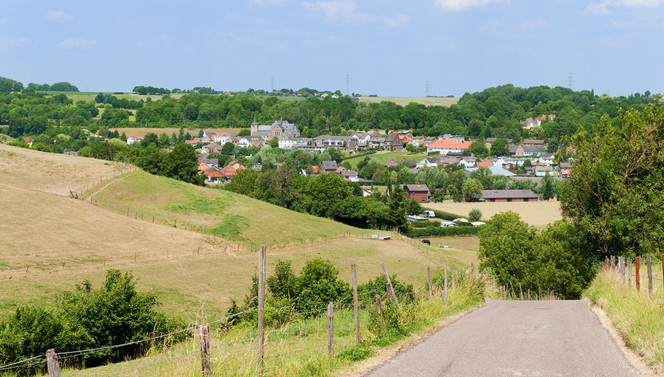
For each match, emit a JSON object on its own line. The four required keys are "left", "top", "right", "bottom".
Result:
{"left": 480, "top": 189, "right": 539, "bottom": 202}
{"left": 404, "top": 184, "right": 431, "bottom": 201}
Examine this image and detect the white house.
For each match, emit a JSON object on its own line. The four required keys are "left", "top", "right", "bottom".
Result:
{"left": 126, "top": 136, "right": 143, "bottom": 145}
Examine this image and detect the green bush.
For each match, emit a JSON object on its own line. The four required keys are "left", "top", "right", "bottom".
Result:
{"left": 0, "top": 270, "right": 186, "bottom": 372}
{"left": 357, "top": 274, "right": 415, "bottom": 308}
{"left": 469, "top": 208, "right": 482, "bottom": 222}
{"left": 404, "top": 226, "right": 480, "bottom": 237}
{"left": 432, "top": 209, "right": 461, "bottom": 221}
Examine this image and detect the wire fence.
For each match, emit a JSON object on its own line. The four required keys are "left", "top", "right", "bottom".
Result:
{"left": 0, "top": 253, "right": 460, "bottom": 377}
{"left": 605, "top": 254, "right": 664, "bottom": 296}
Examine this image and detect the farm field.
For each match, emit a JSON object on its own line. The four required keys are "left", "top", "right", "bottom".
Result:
{"left": 45, "top": 91, "right": 184, "bottom": 103}
{"left": 423, "top": 201, "right": 563, "bottom": 227}
{"left": 344, "top": 150, "right": 430, "bottom": 169}
{"left": 358, "top": 96, "right": 459, "bottom": 107}
{"left": 110, "top": 127, "right": 244, "bottom": 138}
{"left": 0, "top": 145, "right": 478, "bottom": 321}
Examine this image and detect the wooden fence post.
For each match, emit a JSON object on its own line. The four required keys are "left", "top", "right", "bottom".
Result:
{"left": 519, "top": 284, "right": 523, "bottom": 301}
{"left": 619, "top": 257, "right": 625, "bottom": 283}
{"left": 46, "top": 349, "right": 61, "bottom": 377}
{"left": 647, "top": 254, "right": 653, "bottom": 294}
{"left": 627, "top": 258, "right": 632, "bottom": 288}
{"left": 375, "top": 294, "right": 382, "bottom": 315}
{"left": 444, "top": 269, "right": 448, "bottom": 304}
{"left": 451, "top": 267, "right": 455, "bottom": 291}
{"left": 257, "top": 245, "right": 266, "bottom": 374}
{"left": 605, "top": 255, "right": 609, "bottom": 270}
{"left": 610, "top": 255, "right": 615, "bottom": 270}
{"left": 327, "top": 301, "right": 334, "bottom": 358}
{"left": 635, "top": 256, "right": 641, "bottom": 292}
{"left": 427, "top": 267, "right": 432, "bottom": 299}
{"left": 351, "top": 264, "right": 360, "bottom": 345}
{"left": 381, "top": 263, "right": 400, "bottom": 309}
{"left": 199, "top": 325, "right": 211, "bottom": 377}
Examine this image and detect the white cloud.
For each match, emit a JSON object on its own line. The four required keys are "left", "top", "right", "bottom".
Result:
{"left": 584, "top": 2, "right": 613, "bottom": 15}
{"left": 46, "top": 10, "right": 74, "bottom": 22}
{"left": 303, "top": 0, "right": 410, "bottom": 27}
{"left": 434, "top": 0, "right": 508, "bottom": 12}
{"left": 585, "top": 0, "right": 664, "bottom": 15}
{"left": 0, "top": 37, "right": 29, "bottom": 52}
{"left": 59, "top": 37, "right": 97, "bottom": 49}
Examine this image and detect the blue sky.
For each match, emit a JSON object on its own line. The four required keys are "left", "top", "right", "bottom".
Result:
{"left": 1, "top": 0, "right": 662, "bottom": 96}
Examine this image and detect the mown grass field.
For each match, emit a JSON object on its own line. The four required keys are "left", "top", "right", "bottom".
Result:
{"left": 46, "top": 91, "right": 184, "bottom": 103}
{"left": 0, "top": 145, "right": 479, "bottom": 322}
{"left": 344, "top": 151, "right": 430, "bottom": 169}
{"left": 423, "top": 201, "right": 563, "bottom": 227}
{"left": 358, "top": 96, "right": 458, "bottom": 107}
{"left": 110, "top": 127, "right": 244, "bottom": 138}
{"left": 584, "top": 263, "right": 664, "bottom": 374}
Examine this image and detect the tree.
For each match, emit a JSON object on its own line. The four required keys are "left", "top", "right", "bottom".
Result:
{"left": 386, "top": 185, "right": 409, "bottom": 232}
{"left": 462, "top": 178, "right": 483, "bottom": 202}
{"left": 221, "top": 142, "right": 235, "bottom": 156}
{"left": 540, "top": 173, "right": 555, "bottom": 200}
{"left": 295, "top": 259, "right": 350, "bottom": 313}
{"left": 489, "top": 138, "right": 509, "bottom": 156}
{"left": 468, "top": 141, "right": 489, "bottom": 158}
{"left": 268, "top": 137, "right": 279, "bottom": 148}
{"left": 560, "top": 102, "right": 664, "bottom": 257}
{"left": 161, "top": 144, "right": 202, "bottom": 185}
{"left": 469, "top": 208, "right": 482, "bottom": 222}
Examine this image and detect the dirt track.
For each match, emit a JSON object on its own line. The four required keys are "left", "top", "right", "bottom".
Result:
{"left": 365, "top": 300, "right": 642, "bottom": 377}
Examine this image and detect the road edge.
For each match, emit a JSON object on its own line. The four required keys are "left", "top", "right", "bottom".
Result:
{"left": 588, "top": 299, "right": 657, "bottom": 376}
{"left": 338, "top": 301, "right": 486, "bottom": 377}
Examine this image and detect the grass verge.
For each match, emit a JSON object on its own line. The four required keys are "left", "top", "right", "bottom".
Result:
{"left": 31, "top": 270, "right": 486, "bottom": 377}
{"left": 584, "top": 265, "right": 664, "bottom": 373}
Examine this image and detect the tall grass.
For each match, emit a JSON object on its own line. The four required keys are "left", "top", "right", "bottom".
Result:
{"left": 30, "top": 270, "right": 487, "bottom": 377}
{"left": 584, "top": 263, "right": 664, "bottom": 373}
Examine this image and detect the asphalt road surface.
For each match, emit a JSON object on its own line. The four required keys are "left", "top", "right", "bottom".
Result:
{"left": 365, "top": 300, "right": 641, "bottom": 377}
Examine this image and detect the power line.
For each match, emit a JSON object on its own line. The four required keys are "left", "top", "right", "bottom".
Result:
{"left": 345, "top": 72, "right": 351, "bottom": 96}
{"left": 567, "top": 72, "right": 574, "bottom": 89}
{"left": 425, "top": 80, "right": 430, "bottom": 97}
{"left": 270, "top": 76, "right": 275, "bottom": 92}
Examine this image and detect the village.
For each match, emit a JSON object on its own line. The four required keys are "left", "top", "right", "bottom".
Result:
{"left": 119, "top": 116, "right": 569, "bottom": 204}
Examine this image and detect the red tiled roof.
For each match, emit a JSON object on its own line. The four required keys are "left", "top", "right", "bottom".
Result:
{"left": 205, "top": 170, "right": 223, "bottom": 178}
{"left": 477, "top": 161, "right": 494, "bottom": 167}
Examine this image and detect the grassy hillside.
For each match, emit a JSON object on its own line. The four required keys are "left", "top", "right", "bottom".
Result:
{"left": 0, "top": 145, "right": 479, "bottom": 322}
{"left": 89, "top": 171, "right": 361, "bottom": 248}
{"left": 46, "top": 91, "right": 184, "bottom": 103}
{"left": 0, "top": 144, "right": 132, "bottom": 196}
{"left": 344, "top": 151, "right": 430, "bottom": 169}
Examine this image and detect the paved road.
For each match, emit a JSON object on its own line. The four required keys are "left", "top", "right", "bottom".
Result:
{"left": 365, "top": 300, "right": 641, "bottom": 377}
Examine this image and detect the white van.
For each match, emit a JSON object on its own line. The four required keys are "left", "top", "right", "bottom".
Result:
{"left": 422, "top": 210, "right": 435, "bottom": 218}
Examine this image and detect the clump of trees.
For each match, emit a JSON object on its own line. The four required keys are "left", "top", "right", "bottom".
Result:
{"left": 560, "top": 101, "right": 664, "bottom": 257}
{"left": 478, "top": 212, "right": 596, "bottom": 299}
{"left": 0, "top": 270, "right": 186, "bottom": 373}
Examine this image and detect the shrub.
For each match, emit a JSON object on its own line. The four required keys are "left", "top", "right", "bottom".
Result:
{"left": 404, "top": 226, "right": 480, "bottom": 238}
{"left": 469, "top": 208, "right": 482, "bottom": 222}
{"left": 358, "top": 274, "right": 415, "bottom": 308}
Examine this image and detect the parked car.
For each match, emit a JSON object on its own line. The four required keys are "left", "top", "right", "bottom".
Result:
{"left": 423, "top": 210, "right": 435, "bottom": 218}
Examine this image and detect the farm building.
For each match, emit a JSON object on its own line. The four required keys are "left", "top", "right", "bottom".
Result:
{"left": 404, "top": 184, "right": 431, "bottom": 201}
{"left": 480, "top": 189, "right": 539, "bottom": 202}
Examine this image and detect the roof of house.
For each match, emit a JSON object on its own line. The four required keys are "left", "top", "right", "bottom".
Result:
{"left": 205, "top": 170, "right": 223, "bottom": 178}
{"left": 481, "top": 189, "right": 539, "bottom": 200}
{"left": 384, "top": 159, "right": 400, "bottom": 167}
{"left": 427, "top": 138, "right": 473, "bottom": 150}
{"left": 404, "top": 184, "right": 430, "bottom": 193}
{"left": 321, "top": 160, "right": 338, "bottom": 171}
{"left": 342, "top": 170, "right": 358, "bottom": 177}
{"left": 523, "top": 139, "right": 546, "bottom": 145}
{"left": 476, "top": 161, "right": 494, "bottom": 167}
{"left": 466, "top": 166, "right": 515, "bottom": 176}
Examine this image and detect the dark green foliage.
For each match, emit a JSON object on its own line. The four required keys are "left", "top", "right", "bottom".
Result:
{"left": 295, "top": 259, "right": 351, "bottom": 313}
{"left": 368, "top": 300, "right": 405, "bottom": 339}
{"left": 0, "top": 270, "right": 185, "bottom": 372}
{"left": 478, "top": 212, "right": 595, "bottom": 299}
{"left": 161, "top": 144, "right": 203, "bottom": 185}
{"left": 357, "top": 274, "right": 415, "bottom": 307}
{"left": 267, "top": 260, "right": 298, "bottom": 301}
{"left": 468, "top": 208, "right": 482, "bottom": 222}
{"left": 405, "top": 226, "right": 480, "bottom": 237}
{"left": 560, "top": 102, "right": 664, "bottom": 256}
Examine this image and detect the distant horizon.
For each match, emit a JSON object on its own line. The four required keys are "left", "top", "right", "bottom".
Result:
{"left": 2, "top": 1, "right": 662, "bottom": 98}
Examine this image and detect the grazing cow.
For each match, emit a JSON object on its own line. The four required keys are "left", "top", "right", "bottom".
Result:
{"left": 421, "top": 239, "right": 431, "bottom": 246}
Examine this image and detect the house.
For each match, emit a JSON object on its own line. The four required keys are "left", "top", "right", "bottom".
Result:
{"left": 440, "top": 156, "right": 463, "bottom": 166}
{"left": 523, "top": 139, "right": 546, "bottom": 147}
{"left": 459, "top": 157, "right": 476, "bottom": 168}
{"left": 384, "top": 159, "right": 400, "bottom": 168}
{"left": 485, "top": 138, "right": 513, "bottom": 148}
{"left": 24, "top": 137, "right": 34, "bottom": 147}
{"left": 342, "top": 170, "right": 359, "bottom": 182}
{"left": 466, "top": 166, "right": 515, "bottom": 177}
{"left": 476, "top": 161, "right": 494, "bottom": 168}
{"left": 213, "top": 132, "right": 235, "bottom": 144}
{"left": 535, "top": 166, "right": 558, "bottom": 177}
{"left": 522, "top": 145, "right": 548, "bottom": 157}
{"left": 416, "top": 157, "right": 439, "bottom": 169}
{"left": 559, "top": 162, "right": 572, "bottom": 178}
{"left": 521, "top": 115, "right": 556, "bottom": 130}
{"left": 427, "top": 138, "right": 473, "bottom": 155}
{"left": 204, "top": 168, "right": 223, "bottom": 183}
{"left": 321, "top": 160, "right": 338, "bottom": 173}
{"left": 250, "top": 117, "right": 300, "bottom": 141}
{"left": 480, "top": 189, "right": 539, "bottom": 202}
{"left": 126, "top": 136, "right": 142, "bottom": 145}
{"left": 403, "top": 184, "right": 431, "bottom": 201}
